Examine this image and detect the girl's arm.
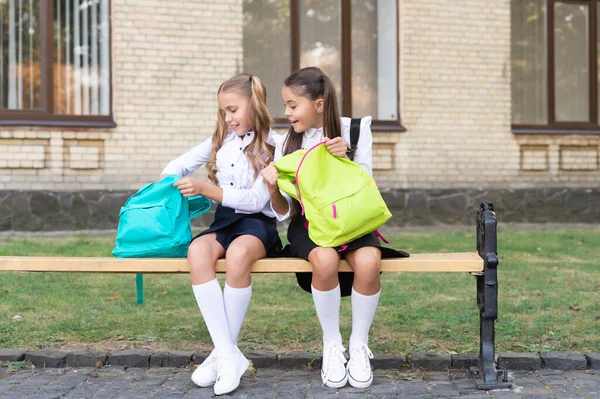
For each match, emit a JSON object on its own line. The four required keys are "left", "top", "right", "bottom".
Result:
{"left": 270, "top": 186, "right": 291, "bottom": 218}
{"left": 174, "top": 176, "right": 271, "bottom": 214}
{"left": 221, "top": 175, "right": 272, "bottom": 212}
{"left": 262, "top": 133, "right": 293, "bottom": 220}
{"left": 219, "top": 131, "right": 284, "bottom": 213}
{"left": 161, "top": 137, "right": 212, "bottom": 178}
{"left": 262, "top": 163, "right": 291, "bottom": 220}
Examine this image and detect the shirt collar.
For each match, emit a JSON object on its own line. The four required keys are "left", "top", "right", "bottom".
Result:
{"left": 224, "top": 130, "right": 254, "bottom": 143}
{"left": 304, "top": 126, "right": 323, "bottom": 139}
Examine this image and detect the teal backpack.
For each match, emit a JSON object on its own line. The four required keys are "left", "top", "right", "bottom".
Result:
{"left": 112, "top": 175, "right": 212, "bottom": 258}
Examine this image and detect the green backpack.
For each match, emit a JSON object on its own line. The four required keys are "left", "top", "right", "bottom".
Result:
{"left": 274, "top": 125, "right": 392, "bottom": 248}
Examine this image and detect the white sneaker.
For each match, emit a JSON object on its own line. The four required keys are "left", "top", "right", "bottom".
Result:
{"left": 347, "top": 344, "right": 374, "bottom": 388}
{"left": 321, "top": 342, "right": 348, "bottom": 388}
{"left": 213, "top": 349, "right": 250, "bottom": 396}
{"left": 191, "top": 349, "right": 218, "bottom": 387}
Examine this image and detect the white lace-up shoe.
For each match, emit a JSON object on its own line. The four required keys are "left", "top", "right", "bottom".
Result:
{"left": 213, "top": 349, "right": 250, "bottom": 396}
{"left": 347, "top": 344, "right": 374, "bottom": 388}
{"left": 191, "top": 349, "right": 219, "bottom": 387}
{"left": 320, "top": 342, "right": 348, "bottom": 388}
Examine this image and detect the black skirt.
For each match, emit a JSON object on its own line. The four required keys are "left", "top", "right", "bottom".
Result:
{"left": 283, "top": 213, "right": 409, "bottom": 296}
{"left": 193, "top": 205, "right": 282, "bottom": 256}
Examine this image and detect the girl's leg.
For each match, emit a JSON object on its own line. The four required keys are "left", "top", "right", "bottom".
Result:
{"left": 213, "top": 235, "right": 265, "bottom": 396}
{"left": 224, "top": 234, "right": 266, "bottom": 343}
{"left": 346, "top": 246, "right": 382, "bottom": 295}
{"left": 308, "top": 247, "right": 347, "bottom": 388}
{"left": 346, "top": 246, "right": 382, "bottom": 345}
{"left": 344, "top": 246, "right": 382, "bottom": 388}
{"left": 308, "top": 247, "right": 342, "bottom": 345}
{"left": 188, "top": 233, "right": 225, "bottom": 286}
{"left": 189, "top": 236, "right": 231, "bottom": 353}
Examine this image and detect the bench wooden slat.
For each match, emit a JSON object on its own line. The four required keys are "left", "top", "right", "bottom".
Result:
{"left": 0, "top": 252, "right": 482, "bottom": 273}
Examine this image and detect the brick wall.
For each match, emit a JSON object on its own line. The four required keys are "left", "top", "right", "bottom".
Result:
{"left": 2, "top": 0, "right": 599, "bottom": 193}
{"left": 374, "top": 0, "right": 600, "bottom": 189}
{"left": 0, "top": 0, "right": 242, "bottom": 191}
{"left": 376, "top": 0, "right": 516, "bottom": 189}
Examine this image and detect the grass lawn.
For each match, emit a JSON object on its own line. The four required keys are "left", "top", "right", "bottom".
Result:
{"left": 0, "top": 227, "right": 598, "bottom": 355}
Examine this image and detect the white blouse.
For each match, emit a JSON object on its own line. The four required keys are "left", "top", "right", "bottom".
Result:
{"left": 162, "top": 130, "right": 277, "bottom": 217}
{"left": 271, "top": 116, "right": 373, "bottom": 221}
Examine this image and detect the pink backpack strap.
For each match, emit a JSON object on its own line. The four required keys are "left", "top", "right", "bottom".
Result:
{"left": 374, "top": 229, "right": 390, "bottom": 243}
{"left": 295, "top": 141, "right": 326, "bottom": 216}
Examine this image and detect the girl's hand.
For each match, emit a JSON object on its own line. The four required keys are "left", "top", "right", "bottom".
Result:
{"left": 173, "top": 178, "right": 205, "bottom": 197}
{"left": 261, "top": 163, "right": 280, "bottom": 192}
{"left": 324, "top": 136, "right": 349, "bottom": 158}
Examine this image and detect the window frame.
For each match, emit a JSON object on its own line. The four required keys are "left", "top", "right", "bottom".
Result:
{"left": 0, "top": 0, "right": 115, "bottom": 128}
{"left": 513, "top": 0, "right": 599, "bottom": 135}
{"left": 272, "top": 0, "right": 405, "bottom": 132}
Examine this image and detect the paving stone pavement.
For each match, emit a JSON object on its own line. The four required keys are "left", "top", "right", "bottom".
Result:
{"left": 0, "top": 365, "right": 599, "bottom": 398}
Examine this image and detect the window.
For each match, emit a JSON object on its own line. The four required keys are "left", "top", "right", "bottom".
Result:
{"left": 512, "top": 0, "right": 599, "bottom": 132}
{"left": 243, "top": 0, "right": 402, "bottom": 130}
{"left": 0, "top": 0, "right": 113, "bottom": 127}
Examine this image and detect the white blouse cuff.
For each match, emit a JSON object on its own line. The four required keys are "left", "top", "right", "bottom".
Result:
{"left": 271, "top": 191, "right": 292, "bottom": 221}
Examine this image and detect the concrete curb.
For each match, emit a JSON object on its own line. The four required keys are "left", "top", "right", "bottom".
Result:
{"left": 0, "top": 349, "right": 598, "bottom": 371}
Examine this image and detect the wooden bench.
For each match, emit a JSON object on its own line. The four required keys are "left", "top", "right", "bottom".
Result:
{"left": 0, "top": 202, "right": 509, "bottom": 389}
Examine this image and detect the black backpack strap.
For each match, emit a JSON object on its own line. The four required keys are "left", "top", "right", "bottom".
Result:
{"left": 348, "top": 118, "right": 361, "bottom": 161}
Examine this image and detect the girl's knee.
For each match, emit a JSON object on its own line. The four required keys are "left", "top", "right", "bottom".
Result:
{"left": 187, "top": 240, "right": 218, "bottom": 274}
{"left": 188, "top": 240, "right": 206, "bottom": 261}
{"left": 310, "top": 248, "right": 339, "bottom": 267}
{"left": 309, "top": 248, "right": 339, "bottom": 278}
{"left": 225, "top": 246, "right": 254, "bottom": 277}
{"left": 225, "top": 245, "right": 252, "bottom": 266}
{"left": 352, "top": 248, "right": 381, "bottom": 277}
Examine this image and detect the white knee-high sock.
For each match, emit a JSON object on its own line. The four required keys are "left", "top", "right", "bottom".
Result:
{"left": 349, "top": 288, "right": 381, "bottom": 351}
{"left": 192, "top": 278, "right": 236, "bottom": 354}
{"left": 311, "top": 284, "right": 343, "bottom": 346}
{"left": 223, "top": 283, "right": 252, "bottom": 345}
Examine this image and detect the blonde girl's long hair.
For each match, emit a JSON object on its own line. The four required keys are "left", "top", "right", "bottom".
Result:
{"left": 206, "top": 73, "right": 274, "bottom": 185}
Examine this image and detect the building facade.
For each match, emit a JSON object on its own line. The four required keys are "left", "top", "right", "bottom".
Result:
{"left": 1, "top": 0, "right": 598, "bottom": 231}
